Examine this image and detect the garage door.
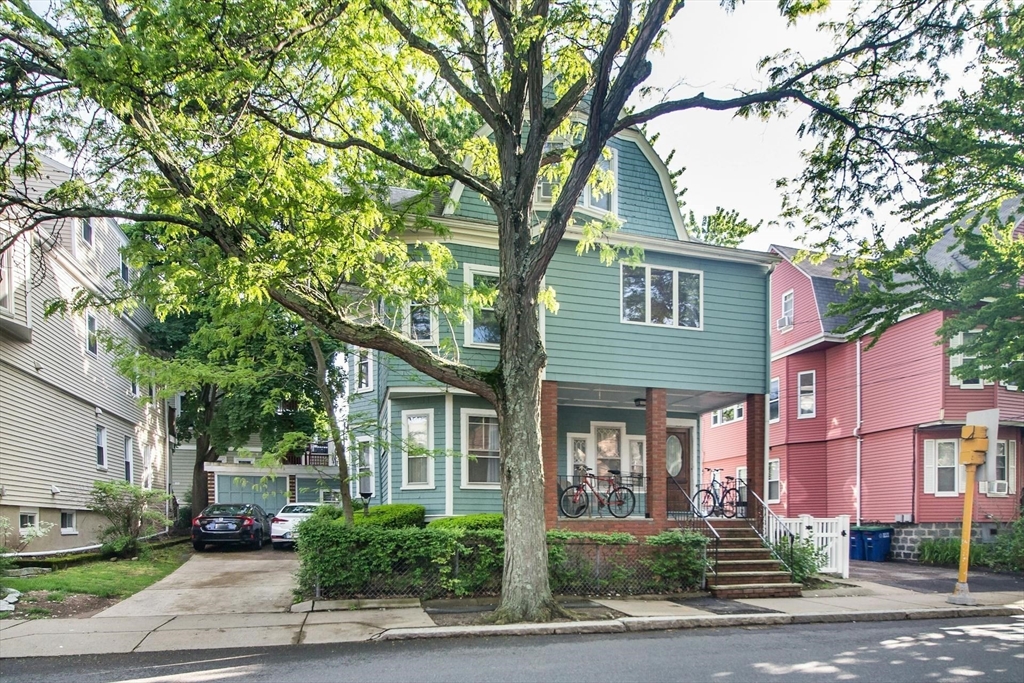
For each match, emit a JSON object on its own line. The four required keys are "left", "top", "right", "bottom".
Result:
{"left": 216, "top": 475, "right": 288, "bottom": 513}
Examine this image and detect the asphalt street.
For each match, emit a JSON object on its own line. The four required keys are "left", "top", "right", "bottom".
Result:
{"left": 1, "top": 616, "right": 1022, "bottom": 683}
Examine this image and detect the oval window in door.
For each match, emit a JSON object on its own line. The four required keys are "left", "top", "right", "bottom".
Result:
{"left": 666, "top": 435, "right": 682, "bottom": 477}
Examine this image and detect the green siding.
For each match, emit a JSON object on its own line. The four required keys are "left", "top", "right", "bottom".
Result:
{"left": 452, "top": 395, "right": 503, "bottom": 515}
{"left": 216, "top": 474, "right": 288, "bottom": 513}
{"left": 545, "top": 241, "right": 769, "bottom": 393}
{"left": 389, "top": 396, "right": 447, "bottom": 516}
{"left": 295, "top": 476, "right": 342, "bottom": 504}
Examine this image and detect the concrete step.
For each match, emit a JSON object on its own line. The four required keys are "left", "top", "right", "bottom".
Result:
{"left": 708, "top": 582, "right": 803, "bottom": 599}
{"left": 712, "top": 571, "right": 794, "bottom": 586}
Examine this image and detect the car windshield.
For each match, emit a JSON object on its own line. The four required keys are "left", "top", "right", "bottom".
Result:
{"left": 279, "top": 505, "right": 318, "bottom": 514}
{"left": 203, "top": 504, "right": 248, "bottom": 516}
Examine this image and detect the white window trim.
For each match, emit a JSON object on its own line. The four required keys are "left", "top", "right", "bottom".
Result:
{"left": 124, "top": 435, "right": 134, "bottom": 483}
{"left": 351, "top": 436, "right": 375, "bottom": 498}
{"left": 461, "top": 408, "right": 501, "bottom": 489}
{"left": 86, "top": 312, "right": 99, "bottom": 356}
{"left": 119, "top": 252, "right": 130, "bottom": 284}
{"left": 401, "top": 408, "right": 435, "bottom": 490}
{"left": 96, "top": 425, "right": 108, "bottom": 470}
{"left": 778, "top": 290, "right": 794, "bottom": 333}
{"left": 769, "top": 377, "right": 781, "bottom": 424}
{"left": 18, "top": 508, "right": 39, "bottom": 534}
{"left": 982, "top": 440, "right": 1016, "bottom": 497}
{"left": 625, "top": 435, "right": 647, "bottom": 491}
{"left": 619, "top": 262, "right": 704, "bottom": 331}
{"left": 950, "top": 331, "right": 985, "bottom": 389}
{"left": 0, "top": 241, "right": 14, "bottom": 316}
{"left": 141, "top": 444, "right": 153, "bottom": 490}
{"left": 590, "top": 421, "right": 629, "bottom": 475}
{"left": 566, "top": 432, "right": 593, "bottom": 478}
{"left": 933, "top": 439, "right": 960, "bottom": 497}
{"left": 60, "top": 509, "right": 78, "bottom": 535}
{"left": 767, "top": 458, "right": 781, "bottom": 504}
{"left": 80, "top": 217, "right": 94, "bottom": 247}
{"left": 736, "top": 466, "right": 748, "bottom": 503}
{"left": 797, "top": 370, "right": 816, "bottom": 419}
{"left": 319, "top": 488, "right": 342, "bottom": 504}
{"left": 463, "top": 264, "right": 501, "bottom": 349}
{"left": 352, "top": 349, "right": 373, "bottom": 394}
{"left": 711, "top": 403, "right": 744, "bottom": 427}
{"left": 535, "top": 146, "right": 619, "bottom": 219}
{"left": 404, "top": 302, "right": 439, "bottom": 346}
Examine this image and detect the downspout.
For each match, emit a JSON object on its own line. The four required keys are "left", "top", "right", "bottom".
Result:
{"left": 855, "top": 338, "right": 863, "bottom": 526}
{"left": 765, "top": 262, "right": 777, "bottom": 511}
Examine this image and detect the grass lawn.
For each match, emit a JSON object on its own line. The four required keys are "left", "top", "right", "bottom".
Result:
{"left": 1, "top": 544, "right": 191, "bottom": 599}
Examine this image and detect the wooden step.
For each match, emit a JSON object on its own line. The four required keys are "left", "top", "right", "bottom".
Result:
{"left": 708, "top": 582, "right": 803, "bottom": 599}
{"left": 712, "top": 571, "right": 794, "bottom": 586}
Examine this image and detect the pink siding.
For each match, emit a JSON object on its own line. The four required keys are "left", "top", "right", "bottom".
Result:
{"left": 826, "top": 437, "right": 857, "bottom": 518}
{"left": 916, "top": 426, "right": 1023, "bottom": 523}
{"left": 785, "top": 351, "right": 827, "bottom": 443}
{"left": 861, "top": 310, "right": 944, "bottom": 434}
{"left": 769, "top": 357, "right": 787, "bottom": 449}
{"left": 770, "top": 260, "right": 821, "bottom": 355}
{"left": 767, "top": 444, "right": 787, "bottom": 516}
{"left": 860, "top": 427, "right": 916, "bottom": 523}
{"left": 700, "top": 412, "right": 748, "bottom": 467}
{"left": 785, "top": 442, "right": 828, "bottom": 516}
{"left": 996, "top": 384, "right": 1024, "bottom": 419}
{"left": 824, "top": 343, "right": 857, "bottom": 441}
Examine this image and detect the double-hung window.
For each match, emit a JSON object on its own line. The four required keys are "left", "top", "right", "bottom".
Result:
{"left": 0, "top": 236, "right": 14, "bottom": 315}
{"left": 353, "top": 438, "right": 374, "bottom": 497}
{"left": 767, "top": 459, "right": 781, "bottom": 503}
{"left": 536, "top": 144, "right": 618, "bottom": 215}
{"left": 950, "top": 330, "right": 984, "bottom": 388}
{"left": 465, "top": 265, "right": 500, "bottom": 347}
{"left": 96, "top": 425, "right": 107, "bottom": 468}
{"left": 120, "top": 252, "right": 130, "bottom": 284}
{"left": 983, "top": 440, "right": 1017, "bottom": 496}
{"left": 924, "top": 439, "right": 960, "bottom": 497}
{"left": 711, "top": 403, "right": 744, "bottom": 427}
{"left": 86, "top": 313, "right": 98, "bottom": 356}
{"left": 406, "top": 303, "right": 437, "bottom": 345}
{"left": 402, "top": 410, "right": 434, "bottom": 488}
{"left": 736, "top": 466, "right": 748, "bottom": 504}
{"left": 353, "top": 349, "right": 372, "bottom": 393}
{"left": 769, "top": 378, "right": 780, "bottom": 423}
{"left": 797, "top": 371, "right": 816, "bottom": 418}
{"left": 81, "top": 218, "right": 94, "bottom": 246}
{"left": 124, "top": 436, "right": 133, "bottom": 483}
{"left": 778, "top": 291, "right": 794, "bottom": 331}
{"left": 463, "top": 411, "right": 500, "bottom": 487}
{"left": 621, "top": 264, "right": 702, "bottom": 329}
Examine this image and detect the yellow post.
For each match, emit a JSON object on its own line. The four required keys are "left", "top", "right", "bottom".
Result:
{"left": 948, "top": 425, "right": 988, "bottom": 606}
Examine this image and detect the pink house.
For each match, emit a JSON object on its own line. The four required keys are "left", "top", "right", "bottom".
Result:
{"left": 702, "top": 236, "right": 1023, "bottom": 560}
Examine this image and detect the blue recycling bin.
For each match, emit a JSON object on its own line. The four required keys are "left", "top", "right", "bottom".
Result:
{"left": 849, "top": 529, "right": 865, "bottom": 561}
{"left": 862, "top": 527, "right": 894, "bottom": 562}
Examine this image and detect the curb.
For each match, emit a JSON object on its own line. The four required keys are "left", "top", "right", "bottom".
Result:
{"left": 374, "top": 605, "right": 1023, "bottom": 641}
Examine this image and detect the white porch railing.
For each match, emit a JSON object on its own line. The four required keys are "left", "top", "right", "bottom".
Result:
{"left": 773, "top": 514, "right": 851, "bottom": 579}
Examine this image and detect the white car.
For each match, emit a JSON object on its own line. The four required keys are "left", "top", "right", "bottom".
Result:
{"left": 270, "top": 503, "right": 322, "bottom": 549}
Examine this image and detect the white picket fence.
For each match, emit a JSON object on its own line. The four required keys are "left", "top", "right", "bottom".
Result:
{"left": 768, "top": 514, "right": 851, "bottom": 579}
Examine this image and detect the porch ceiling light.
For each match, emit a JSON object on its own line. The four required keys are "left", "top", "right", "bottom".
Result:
{"left": 634, "top": 398, "right": 646, "bottom": 408}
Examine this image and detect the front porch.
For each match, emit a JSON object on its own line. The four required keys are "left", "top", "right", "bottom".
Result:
{"left": 541, "top": 380, "right": 769, "bottom": 532}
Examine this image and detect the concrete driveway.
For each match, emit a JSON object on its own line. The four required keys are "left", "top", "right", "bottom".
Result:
{"left": 94, "top": 546, "right": 299, "bottom": 618}
{"left": 850, "top": 559, "right": 1024, "bottom": 595}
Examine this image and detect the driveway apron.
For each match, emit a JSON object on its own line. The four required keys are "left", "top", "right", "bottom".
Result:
{"left": 93, "top": 547, "right": 299, "bottom": 618}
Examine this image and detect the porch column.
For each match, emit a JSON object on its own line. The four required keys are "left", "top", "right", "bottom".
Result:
{"left": 541, "top": 380, "right": 559, "bottom": 528}
{"left": 745, "top": 392, "right": 766, "bottom": 519}
{"left": 646, "top": 387, "right": 667, "bottom": 522}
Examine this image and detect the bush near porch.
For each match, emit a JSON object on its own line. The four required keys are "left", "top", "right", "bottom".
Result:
{"left": 311, "top": 503, "right": 426, "bottom": 528}
{"left": 295, "top": 518, "right": 708, "bottom": 600}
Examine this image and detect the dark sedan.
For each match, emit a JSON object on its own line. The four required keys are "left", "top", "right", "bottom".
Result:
{"left": 191, "top": 503, "right": 270, "bottom": 551}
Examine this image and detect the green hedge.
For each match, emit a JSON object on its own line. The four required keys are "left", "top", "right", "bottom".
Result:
{"left": 312, "top": 503, "right": 425, "bottom": 528}
{"left": 428, "top": 514, "right": 504, "bottom": 530}
{"left": 296, "top": 519, "right": 708, "bottom": 599}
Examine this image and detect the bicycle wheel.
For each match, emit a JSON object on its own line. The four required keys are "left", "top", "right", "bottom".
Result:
{"left": 693, "top": 489, "right": 716, "bottom": 518}
{"left": 559, "top": 486, "right": 589, "bottom": 518}
{"left": 607, "top": 486, "right": 636, "bottom": 518}
{"left": 721, "top": 487, "right": 739, "bottom": 518}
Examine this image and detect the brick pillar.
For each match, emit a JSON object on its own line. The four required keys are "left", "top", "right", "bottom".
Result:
{"left": 541, "top": 380, "right": 559, "bottom": 528}
{"left": 646, "top": 388, "right": 667, "bottom": 522}
{"left": 745, "top": 392, "right": 766, "bottom": 520}
{"left": 206, "top": 471, "right": 216, "bottom": 504}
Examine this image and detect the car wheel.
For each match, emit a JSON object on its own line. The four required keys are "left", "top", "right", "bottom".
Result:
{"left": 192, "top": 541, "right": 205, "bottom": 552}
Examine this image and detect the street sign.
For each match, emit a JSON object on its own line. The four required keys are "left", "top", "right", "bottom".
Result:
{"left": 966, "top": 409, "right": 1000, "bottom": 482}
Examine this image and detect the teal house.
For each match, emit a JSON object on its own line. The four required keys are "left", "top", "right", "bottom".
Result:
{"left": 347, "top": 127, "right": 777, "bottom": 530}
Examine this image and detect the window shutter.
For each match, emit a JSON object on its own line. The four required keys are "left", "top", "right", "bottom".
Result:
{"left": 959, "top": 462, "right": 966, "bottom": 494}
{"left": 949, "top": 334, "right": 963, "bottom": 386}
{"left": 1009, "top": 440, "right": 1018, "bottom": 494}
{"left": 923, "top": 440, "right": 936, "bottom": 494}
{"left": 979, "top": 479, "right": 988, "bottom": 495}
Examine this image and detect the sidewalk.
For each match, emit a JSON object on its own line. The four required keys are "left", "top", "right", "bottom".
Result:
{"left": 2, "top": 579, "right": 1021, "bottom": 658}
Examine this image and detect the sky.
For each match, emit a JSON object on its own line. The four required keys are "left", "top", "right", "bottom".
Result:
{"left": 642, "top": 0, "right": 853, "bottom": 251}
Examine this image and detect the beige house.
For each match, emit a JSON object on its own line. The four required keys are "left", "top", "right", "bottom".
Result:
{"left": 0, "top": 158, "right": 170, "bottom": 553}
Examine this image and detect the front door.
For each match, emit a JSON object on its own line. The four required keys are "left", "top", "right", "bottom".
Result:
{"left": 665, "top": 428, "right": 691, "bottom": 513}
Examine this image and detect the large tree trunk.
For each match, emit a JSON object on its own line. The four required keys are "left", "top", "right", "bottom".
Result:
{"left": 307, "top": 328, "right": 355, "bottom": 525}
{"left": 491, "top": 208, "right": 562, "bottom": 622}
{"left": 190, "top": 384, "right": 219, "bottom": 513}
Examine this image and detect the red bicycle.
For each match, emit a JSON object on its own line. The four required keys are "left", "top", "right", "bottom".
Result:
{"left": 559, "top": 465, "right": 636, "bottom": 518}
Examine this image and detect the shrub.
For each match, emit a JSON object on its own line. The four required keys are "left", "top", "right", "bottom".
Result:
{"left": 986, "top": 517, "right": 1024, "bottom": 572}
{"left": 642, "top": 530, "right": 709, "bottom": 589}
{"left": 88, "top": 481, "right": 171, "bottom": 558}
{"left": 428, "top": 514, "right": 503, "bottom": 530}
{"left": 353, "top": 504, "right": 425, "bottom": 528}
{"left": 918, "top": 537, "right": 991, "bottom": 568}
{"left": 773, "top": 536, "right": 826, "bottom": 585}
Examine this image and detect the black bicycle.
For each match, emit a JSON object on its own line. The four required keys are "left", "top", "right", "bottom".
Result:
{"left": 693, "top": 468, "right": 739, "bottom": 518}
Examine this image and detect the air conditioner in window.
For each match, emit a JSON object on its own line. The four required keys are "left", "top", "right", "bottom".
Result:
{"left": 991, "top": 481, "right": 1008, "bottom": 495}
{"left": 776, "top": 315, "right": 792, "bottom": 330}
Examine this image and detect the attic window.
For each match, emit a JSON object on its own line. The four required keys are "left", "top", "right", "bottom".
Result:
{"left": 536, "top": 145, "right": 617, "bottom": 215}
